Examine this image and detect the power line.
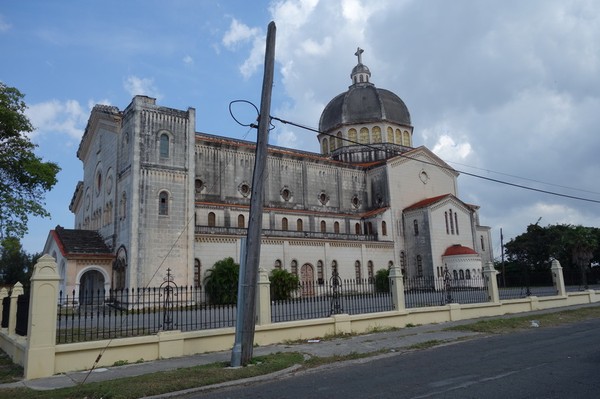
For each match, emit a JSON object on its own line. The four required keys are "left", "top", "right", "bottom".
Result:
{"left": 268, "top": 115, "right": 600, "bottom": 205}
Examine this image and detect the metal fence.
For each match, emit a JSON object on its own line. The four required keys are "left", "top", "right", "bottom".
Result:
{"left": 498, "top": 270, "right": 557, "bottom": 300}
{"left": 404, "top": 276, "right": 489, "bottom": 308}
{"left": 271, "top": 278, "right": 394, "bottom": 323}
{"left": 57, "top": 286, "right": 236, "bottom": 344}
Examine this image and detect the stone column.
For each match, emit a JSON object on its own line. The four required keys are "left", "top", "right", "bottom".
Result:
{"left": 551, "top": 259, "right": 566, "bottom": 297}
{"left": 8, "top": 282, "right": 24, "bottom": 336}
{"left": 389, "top": 266, "right": 405, "bottom": 310}
{"left": 256, "top": 267, "right": 271, "bottom": 325}
{"left": 24, "top": 254, "right": 60, "bottom": 380}
{"left": 483, "top": 262, "right": 500, "bottom": 303}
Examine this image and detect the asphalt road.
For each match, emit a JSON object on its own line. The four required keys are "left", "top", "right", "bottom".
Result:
{"left": 183, "top": 317, "right": 600, "bottom": 399}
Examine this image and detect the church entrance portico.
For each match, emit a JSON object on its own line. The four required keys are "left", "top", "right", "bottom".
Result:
{"left": 300, "top": 263, "right": 315, "bottom": 297}
{"left": 76, "top": 266, "right": 111, "bottom": 306}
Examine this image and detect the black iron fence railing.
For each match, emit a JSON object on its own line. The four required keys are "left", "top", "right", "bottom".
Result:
{"left": 271, "top": 278, "right": 394, "bottom": 323}
{"left": 403, "top": 276, "right": 489, "bottom": 308}
{"left": 57, "top": 286, "right": 236, "bottom": 344}
{"left": 498, "top": 270, "right": 557, "bottom": 300}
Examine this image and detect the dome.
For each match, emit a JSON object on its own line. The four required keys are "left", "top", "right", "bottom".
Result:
{"left": 319, "top": 85, "right": 411, "bottom": 133}
{"left": 318, "top": 48, "right": 411, "bottom": 133}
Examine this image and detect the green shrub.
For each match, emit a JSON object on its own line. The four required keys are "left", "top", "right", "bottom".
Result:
{"left": 375, "top": 268, "right": 390, "bottom": 293}
{"left": 203, "top": 257, "right": 239, "bottom": 305}
{"left": 269, "top": 268, "right": 299, "bottom": 300}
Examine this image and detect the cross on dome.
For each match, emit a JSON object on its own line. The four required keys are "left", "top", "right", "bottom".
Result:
{"left": 355, "top": 47, "right": 364, "bottom": 64}
{"left": 350, "top": 47, "right": 371, "bottom": 85}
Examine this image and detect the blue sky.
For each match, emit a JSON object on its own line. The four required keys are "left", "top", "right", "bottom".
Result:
{"left": 2, "top": 0, "right": 600, "bottom": 256}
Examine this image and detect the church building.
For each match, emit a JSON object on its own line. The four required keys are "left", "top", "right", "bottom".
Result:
{"left": 44, "top": 49, "right": 493, "bottom": 299}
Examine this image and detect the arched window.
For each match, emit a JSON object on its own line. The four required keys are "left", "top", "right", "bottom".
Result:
{"left": 274, "top": 259, "right": 282, "bottom": 269}
{"left": 395, "top": 129, "right": 402, "bottom": 144}
{"left": 400, "top": 251, "right": 406, "bottom": 274}
{"left": 348, "top": 128, "right": 358, "bottom": 143}
{"left": 416, "top": 255, "right": 423, "bottom": 277}
{"left": 322, "top": 138, "right": 329, "bottom": 154}
{"left": 334, "top": 221, "right": 340, "bottom": 234}
{"left": 317, "top": 260, "right": 324, "bottom": 285}
{"left": 159, "top": 191, "right": 169, "bottom": 215}
{"left": 208, "top": 212, "right": 216, "bottom": 227}
{"left": 160, "top": 133, "right": 169, "bottom": 158}
{"left": 297, "top": 218, "right": 303, "bottom": 232}
{"left": 459, "top": 269, "right": 465, "bottom": 280}
{"left": 367, "top": 261, "right": 374, "bottom": 283}
{"left": 331, "top": 260, "right": 338, "bottom": 276}
{"left": 455, "top": 212, "right": 459, "bottom": 235}
{"left": 381, "top": 221, "right": 387, "bottom": 236}
{"left": 320, "top": 220, "right": 326, "bottom": 233}
{"left": 359, "top": 127, "right": 369, "bottom": 144}
{"left": 403, "top": 131, "right": 411, "bottom": 146}
{"left": 291, "top": 260, "right": 298, "bottom": 276}
{"left": 282, "top": 217, "right": 288, "bottom": 231}
{"left": 336, "top": 132, "right": 343, "bottom": 148}
{"left": 465, "top": 269, "right": 471, "bottom": 280}
{"left": 481, "top": 235, "right": 485, "bottom": 251}
{"left": 355, "top": 260, "right": 362, "bottom": 282}
{"left": 413, "top": 219, "right": 419, "bottom": 236}
{"left": 367, "top": 222, "right": 373, "bottom": 235}
{"left": 237, "top": 214, "right": 245, "bottom": 228}
{"left": 329, "top": 136, "right": 336, "bottom": 152}
{"left": 453, "top": 270, "right": 459, "bottom": 280}
{"left": 387, "top": 127, "right": 394, "bottom": 143}
{"left": 355, "top": 223, "right": 362, "bottom": 235}
{"left": 194, "top": 259, "right": 201, "bottom": 288}
{"left": 445, "top": 212, "right": 449, "bottom": 234}
{"left": 449, "top": 209, "right": 454, "bottom": 234}
{"left": 195, "top": 179, "right": 203, "bottom": 194}
{"left": 372, "top": 126, "right": 382, "bottom": 143}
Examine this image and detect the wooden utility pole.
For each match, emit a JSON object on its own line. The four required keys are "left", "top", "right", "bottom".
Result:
{"left": 232, "top": 21, "right": 276, "bottom": 367}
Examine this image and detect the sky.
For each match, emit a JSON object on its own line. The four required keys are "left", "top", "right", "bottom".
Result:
{"left": 1, "top": 0, "right": 600, "bottom": 257}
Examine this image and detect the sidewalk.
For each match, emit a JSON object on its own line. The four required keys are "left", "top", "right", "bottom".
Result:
{"left": 0, "top": 304, "right": 591, "bottom": 393}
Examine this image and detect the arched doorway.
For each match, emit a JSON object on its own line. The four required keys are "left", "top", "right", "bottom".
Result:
{"left": 300, "top": 263, "right": 315, "bottom": 297}
{"left": 79, "top": 270, "right": 106, "bottom": 305}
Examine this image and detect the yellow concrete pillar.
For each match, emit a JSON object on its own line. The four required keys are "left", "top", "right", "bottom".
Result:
{"left": 24, "top": 254, "right": 60, "bottom": 380}
{"left": 8, "top": 282, "right": 24, "bottom": 336}
{"left": 256, "top": 267, "right": 271, "bottom": 325}
{"left": 389, "top": 266, "right": 405, "bottom": 310}
{"left": 551, "top": 259, "right": 566, "bottom": 297}
{"left": 483, "top": 262, "right": 500, "bottom": 303}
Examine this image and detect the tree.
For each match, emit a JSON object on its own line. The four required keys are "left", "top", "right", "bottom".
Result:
{"left": 562, "top": 225, "right": 597, "bottom": 288}
{"left": 374, "top": 268, "right": 390, "bottom": 293}
{"left": 0, "top": 82, "right": 60, "bottom": 240}
{"left": 269, "top": 268, "right": 299, "bottom": 300}
{"left": 0, "top": 237, "right": 36, "bottom": 288}
{"left": 203, "top": 257, "right": 239, "bottom": 305}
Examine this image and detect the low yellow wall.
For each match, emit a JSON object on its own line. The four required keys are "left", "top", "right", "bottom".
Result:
{"left": 1, "top": 289, "right": 598, "bottom": 379}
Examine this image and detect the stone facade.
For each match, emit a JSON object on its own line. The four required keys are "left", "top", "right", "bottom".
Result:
{"left": 48, "top": 52, "right": 492, "bottom": 293}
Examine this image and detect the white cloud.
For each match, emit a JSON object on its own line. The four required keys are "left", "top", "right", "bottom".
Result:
{"left": 431, "top": 134, "right": 472, "bottom": 162}
{"left": 222, "top": 19, "right": 261, "bottom": 49}
{"left": 273, "top": 129, "right": 298, "bottom": 148}
{"left": 25, "top": 99, "right": 88, "bottom": 141}
{"left": 183, "top": 55, "right": 194, "bottom": 65}
{"left": 0, "top": 14, "right": 11, "bottom": 32}
{"left": 123, "top": 76, "right": 162, "bottom": 99}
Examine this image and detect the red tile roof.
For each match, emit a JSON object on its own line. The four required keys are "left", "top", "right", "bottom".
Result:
{"left": 404, "top": 194, "right": 452, "bottom": 211}
{"left": 443, "top": 244, "right": 478, "bottom": 256}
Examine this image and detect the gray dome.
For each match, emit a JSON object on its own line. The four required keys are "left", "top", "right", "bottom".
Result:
{"left": 319, "top": 84, "right": 411, "bottom": 133}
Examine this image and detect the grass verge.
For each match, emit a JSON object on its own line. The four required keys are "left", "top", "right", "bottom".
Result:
{"left": 0, "top": 352, "right": 303, "bottom": 399}
{"left": 445, "top": 305, "right": 600, "bottom": 334}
